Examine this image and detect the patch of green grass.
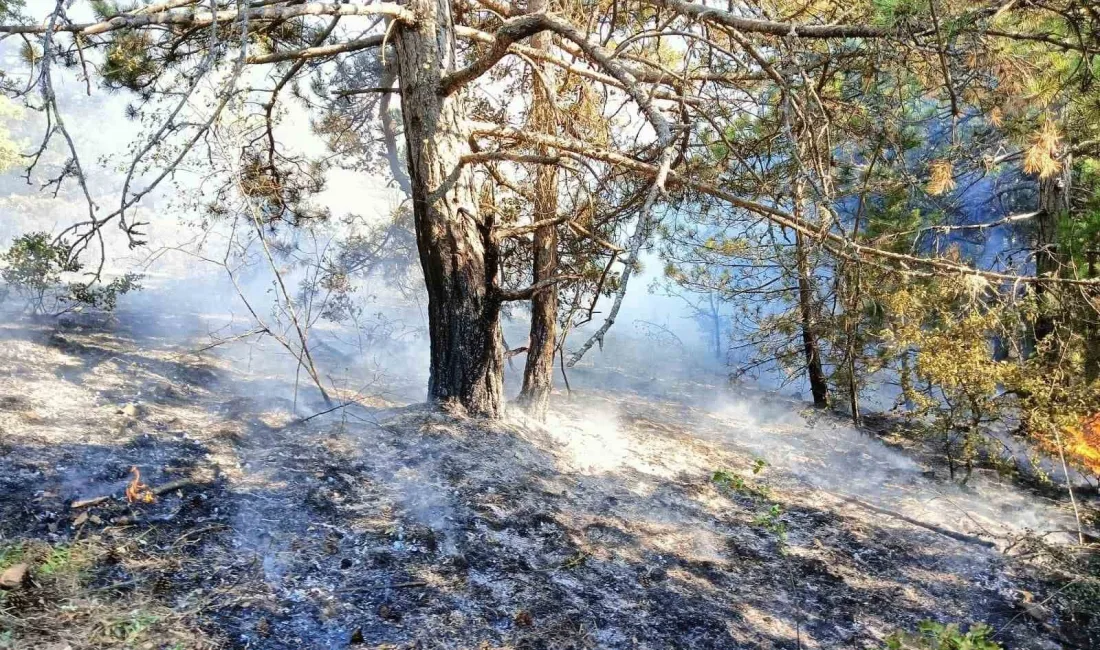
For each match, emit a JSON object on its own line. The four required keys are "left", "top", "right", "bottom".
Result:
{"left": 885, "top": 621, "right": 1002, "bottom": 650}
{"left": 0, "top": 543, "right": 24, "bottom": 570}
{"left": 0, "top": 538, "right": 217, "bottom": 648}
{"left": 39, "top": 545, "right": 77, "bottom": 576}
{"left": 0, "top": 540, "right": 88, "bottom": 576}
{"left": 99, "top": 609, "right": 162, "bottom": 644}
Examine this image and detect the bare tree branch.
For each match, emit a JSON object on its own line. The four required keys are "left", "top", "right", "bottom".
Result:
{"left": 0, "top": 3, "right": 414, "bottom": 35}
{"left": 497, "top": 274, "right": 582, "bottom": 301}
{"left": 473, "top": 122, "right": 1100, "bottom": 288}
{"left": 440, "top": 14, "right": 551, "bottom": 94}
{"left": 247, "top": 35, "right": 385, "bottom": 64}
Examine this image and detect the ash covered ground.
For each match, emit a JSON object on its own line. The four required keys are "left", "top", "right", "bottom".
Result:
{"left": 0, "top": 301, "right": 1096, "bottom": 649}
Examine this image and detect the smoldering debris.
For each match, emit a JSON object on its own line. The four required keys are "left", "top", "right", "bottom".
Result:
{"left": 0, "top": 307, "right": 1095, "bottom": 650}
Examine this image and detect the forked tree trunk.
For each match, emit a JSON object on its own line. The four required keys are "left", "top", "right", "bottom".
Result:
{"left": 517, "top": 1, "right": 559, "bottom": 420}
{"left": 394, "top": 0, "right": 505, "bottom": 417}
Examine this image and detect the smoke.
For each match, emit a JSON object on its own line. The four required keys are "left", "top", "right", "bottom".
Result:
{"left": 701, "top": 391, "right": 1083, "bottom": 543}
{"left": 508, "top": 347, "right": 1084, "bottom": 549}
{"left": 542, "top": 404, "right": 632, "bottom": 475}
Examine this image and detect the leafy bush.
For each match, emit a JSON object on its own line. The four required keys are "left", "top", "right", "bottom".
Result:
{"left": 1, "top": 232, "right": 141, "bottom": 314}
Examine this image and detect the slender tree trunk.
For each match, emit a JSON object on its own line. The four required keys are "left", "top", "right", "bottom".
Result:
{"left": 791, "top": 176, "right": 827, "bottom": 407}
{"left": 712, "top": 308, "right": 722, "bottom": 361}
{"left": 844, "top": 285, "right": 862, "bottom": 426}
{"left": 795, "top": 230, "right": 828, "bottom": 407}
{"left": 517, "top": 0, "right": 558, "bottom": 420}
{"left": 1087, "top": 248, "right": 1100, "bottom": 381}
{"left": 842, "top": 245, "right": 862, "bottom": 425}
{"left": 395, "top": 0, "right": 505, "bottom": 417}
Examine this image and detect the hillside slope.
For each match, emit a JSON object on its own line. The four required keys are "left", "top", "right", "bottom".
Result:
{"left": 0, "top": 307, "right": 1093, "bottom": 649}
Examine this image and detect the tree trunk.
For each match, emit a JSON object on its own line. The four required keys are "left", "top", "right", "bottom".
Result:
{"left": 394, "top": 0, "right": 505, "bottom": 417}
{"left": 789, "top": 170, "right": 827, "bottom": 408}
{"left": 1087, "top": 248, "right": 1100, "bottom": 381}
{"left": 517, "top": 0, "right": 558, "bottom": 420}
{"left": 796, "top": 230, "right": 828, "bottom": 408}
{"left": 1034, "top": 153, "right": 1071, "bottom": 342}
{"left": 703, "top": 293, "right": 724, "bottom": 361}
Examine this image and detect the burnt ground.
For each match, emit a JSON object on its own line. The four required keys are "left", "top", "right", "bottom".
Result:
{"left": 0, "top": 308, "right": 1097, "bottom": 649}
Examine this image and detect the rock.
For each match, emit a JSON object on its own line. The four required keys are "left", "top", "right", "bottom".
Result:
{"left": 118, "top": 403, "right": 143, "bottom": 418}
{"left": 0, "top": 563, "right": 28, "bottom": 589}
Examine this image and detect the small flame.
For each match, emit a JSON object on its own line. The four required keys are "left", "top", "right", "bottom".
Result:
{"left": 125, "top": 466, "right": 156, "bottom": 504}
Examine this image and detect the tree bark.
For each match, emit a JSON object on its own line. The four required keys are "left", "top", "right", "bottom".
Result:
{"left": 517, "top": 0, "right": 558, "bottom": 420}
{"left": 793, "top": 174, "right": 827, "bottom": 408}
{"left": 395, "top": 0, "right": 505, "bottom": 417}
{"left": 1034, "top": 153, "right": 1071, "bottom": 342}
{"left": 796, "top": 230, "right": 828, "bottom": 407}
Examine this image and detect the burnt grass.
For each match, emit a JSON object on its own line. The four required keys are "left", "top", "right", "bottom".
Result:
{"left": 0, "top": 309, "right": 1096, "bottom": 649}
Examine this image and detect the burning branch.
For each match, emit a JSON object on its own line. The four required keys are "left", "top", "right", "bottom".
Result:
{"left": 72, "top": 475, "right": 207, "bottom": 509}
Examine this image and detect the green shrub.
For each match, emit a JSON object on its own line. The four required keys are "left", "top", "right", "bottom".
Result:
{"left": 885, "top": 621, "right": 1002, "bottom": 650}
{"left": 1, "top": 232, "right": 141, "bottom": 314}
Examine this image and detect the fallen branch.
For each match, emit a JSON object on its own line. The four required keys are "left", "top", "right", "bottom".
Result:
{"left": 297, "top": 400, "right": 359, "bottom": 423}
{"left": 837, "top": 494, "right": 997, "bottom": 548}
{"left": 70, "top": 495, "right": 111, "bottom": 509}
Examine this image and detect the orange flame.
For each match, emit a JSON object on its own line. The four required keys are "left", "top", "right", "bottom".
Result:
{"left": 125, "top": 466, "right": 156, "bottom": 504}
{"left": 1061, "top": 415, "right": 1100, "bottom": 475}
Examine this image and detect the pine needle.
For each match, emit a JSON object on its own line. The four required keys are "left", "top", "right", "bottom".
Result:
{"left": 926, "top": 160, "right": 956, "bottom": 196}
{"left": 1022, "top": 120, "right": 1062, "bottom": 179}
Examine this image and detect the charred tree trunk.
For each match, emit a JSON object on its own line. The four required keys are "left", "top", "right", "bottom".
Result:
{"left": 395, "top": 0, "right": 505, "bottom": 417}
{"left": 1034, "top": 154, "right": 1071, "bottom": 342}
{"left": 517, "top": 3, "right": 559, "bottom": 420}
